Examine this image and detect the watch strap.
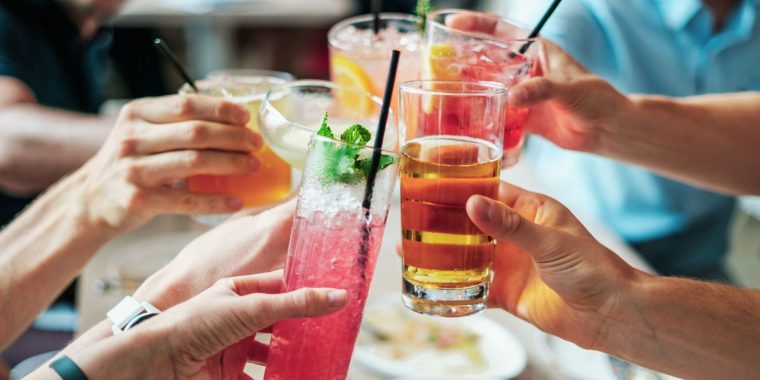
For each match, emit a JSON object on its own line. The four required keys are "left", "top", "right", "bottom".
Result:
{"left": 49, "top": 355, "right": 89, "bottom": 380}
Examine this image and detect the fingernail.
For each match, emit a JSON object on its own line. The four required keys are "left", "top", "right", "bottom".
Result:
{"left": 235, "top": 107, "right": 250, "bottom": 124}
{"left": 250, "top": 132, "right": 263, "bottom": 149}
{"left": 509, "top": 87, "right": 529, "bottom": 106}
{"left": 249, "top": 156, "right": 261, "bottom": 172}
{"left": 226, "top": 197, "right": 243, "bottom": 210}
{"left": 327, "top": 289, "right": 347, "bottom": 308}
{"left": 471, "top": 196, "right": 495, "bottom": 223}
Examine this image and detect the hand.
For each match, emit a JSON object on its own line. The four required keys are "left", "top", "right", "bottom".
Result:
{"left": 78, "top": 95, "right": 263, "bottom": 232}
{"left": 67, "top": 272, "right": 347, "bottom": 380}
{"left": 444, "top": 11, "right": 632, "bottom": 152}
{"left": 466, "top": 182, "right": 640, "bottom": 349}
{"left": 134, "top": 199, "right": 296, "bottom": 310}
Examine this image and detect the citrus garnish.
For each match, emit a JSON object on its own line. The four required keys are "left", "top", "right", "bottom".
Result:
{"left": 331, "top": 55, "right": 375, "bottom": 114}
{"left": 426, "top": 43, "right": 459, "bottom": 80}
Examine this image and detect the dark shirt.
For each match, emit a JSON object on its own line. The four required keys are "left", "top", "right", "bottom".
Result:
{"left": 0, "top": 0, "right": 167, "bottom": 226}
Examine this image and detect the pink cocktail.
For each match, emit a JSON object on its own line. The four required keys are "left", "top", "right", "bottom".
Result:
{"left": 264, "top": 134, "right": 399, "bottom": 380}
{"left": 424, "top": 9, "right": 539, "bottom": 166}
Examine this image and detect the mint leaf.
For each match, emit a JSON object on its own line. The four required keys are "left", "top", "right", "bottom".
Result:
{"left": 340, "top": 124, "right": 371, "bottom": 146}
{"left": 416, "top": 0, "right": 433, "bottom": 33}
{"left": 316, "top": 113, "right": 396, "bottom": 186}
{"left": 317, "top": 111, "right": 334, "bottom": 138}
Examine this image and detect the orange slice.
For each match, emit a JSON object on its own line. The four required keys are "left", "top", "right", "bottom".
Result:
{"left": 331, "top": 55, "right": 375, "bottom": 114}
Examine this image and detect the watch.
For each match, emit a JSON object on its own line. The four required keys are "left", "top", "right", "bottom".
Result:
{"left": 107, "top": 296, "right": 161, "bottom": 336}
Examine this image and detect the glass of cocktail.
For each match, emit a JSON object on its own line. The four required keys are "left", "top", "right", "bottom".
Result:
{"left": 258, "top": 80, "right": 397, "bottom": 169}
{"left": 179, "top": 73, "right": 294, "bottom": 224}
{"left": 263, "top": 130, "right": 399, "bottom": 380}
{"left": 206, "top": 68, "right": 295, "bottom": 83}
{"left": 328, "top": 13, "right": 422, "bottom": 128}
{"left": 425, "top": 9, "right": 539, "bottom": 166}
{"left": 398, "top": 80, "right": 507, "bottom": 317}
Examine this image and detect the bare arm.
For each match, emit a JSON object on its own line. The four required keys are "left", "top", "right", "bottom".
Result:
{"left": 467, "top": 182, "right": 760, "bottom": 380}
{"left": 0, "top": 95, "right": 259, "bottom": 350}
{"left": 509, "top": 41, "right": 760, "bottom": 195}
{"left": 600, "top": 92, "right": 760, "bottom": 195}
{"left": 0, "top": 77, "right": 111, "bottom": 196}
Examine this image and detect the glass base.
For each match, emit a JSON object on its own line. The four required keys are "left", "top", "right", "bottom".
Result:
{"left": 401, "top": 278, "right": 487, "bottom": 317}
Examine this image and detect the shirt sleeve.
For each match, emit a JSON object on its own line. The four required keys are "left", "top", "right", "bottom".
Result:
{"left": 507, "top": 0, "right": 614, "bottom": 76}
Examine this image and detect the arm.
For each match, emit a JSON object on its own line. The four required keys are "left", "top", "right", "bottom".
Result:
{"left": 27, "top": 273, "right": 347, "bottom": 380}
{"left": 0, "top": 95, "right": 259, "bottom": 349}
{"left": 0, "top": 77, "right": 112, "bottom": 196}
{"left": 510, "top": 41, "right": 760, "bottom": 195}
{"left": 466, "top": 182, "right": 760, "bottom": 380}
{"left": 602, "top": 93, "right": 760, "bottom": 195}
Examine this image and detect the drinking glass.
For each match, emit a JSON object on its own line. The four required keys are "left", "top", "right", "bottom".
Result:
{"left": 425, "top": 9, "right": 539, "bottom": 166}
{"left": 258, "top": 80, "right": 397, "bottom": 169}
{"left": 328, "top": 13, "right": 422, "bottom": 122}
{"left": 179, "top": 73, "right": 293, "bottom": 225}
{"left": 399, "top": 80, "right": 507, "bottom": 317}
{"left": 263, "top": 134, "right": 400, "bottom": 380}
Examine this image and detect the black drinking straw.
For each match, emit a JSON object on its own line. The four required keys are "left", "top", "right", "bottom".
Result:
{"left": 518, "top": 0, "right": 563, "bottom": 54}
{"left": 372, "top": 0, "right": 382, "bottom": 34}
{"left": 357, "top": 49, "right": 400, "bottom": 278}
{"left": 153, "top": 38, "right": 199, "bottom": 92}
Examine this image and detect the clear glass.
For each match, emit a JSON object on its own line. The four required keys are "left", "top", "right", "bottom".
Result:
{"left": 179, "top": 73, "right": 294, "bottom": 225}
{"left": 399, "top": 80, "right": 507, "bottom": 317}
{"left": 425, "top": 9, "right": 539, "bottom": 166}
{"left": 258, "top": 80, "right": 397, "bottom": 169}
{"left": 328, "top": 13, "right": 422, "bottom": 125}
{"left": 206, "top": 68, "right": 295, "bottom": 83}
{"left": 264, "top": 134, "right": 399, "bottom": 380}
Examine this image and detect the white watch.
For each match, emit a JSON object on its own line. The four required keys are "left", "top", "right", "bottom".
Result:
{"left": 107, "top": 296, "right": 161, "bottom": 336}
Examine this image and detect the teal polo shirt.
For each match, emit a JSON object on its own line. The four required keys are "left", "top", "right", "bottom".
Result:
{"left": 511, "top": 0, "right": 759, "bottom": 276}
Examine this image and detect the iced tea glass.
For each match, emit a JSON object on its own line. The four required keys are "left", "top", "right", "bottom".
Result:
{"left": 399, "top": 80, "right": 507, "bottom": 317}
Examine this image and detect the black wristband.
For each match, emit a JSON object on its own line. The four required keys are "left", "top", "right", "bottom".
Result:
{"left": 49, "top": 355, "right": 89, "bottom": 380}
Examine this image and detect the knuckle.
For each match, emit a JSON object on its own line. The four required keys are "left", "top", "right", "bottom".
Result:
{"left": 122, "top": 160, "right": 142, "bottom": 183}
{"left": 214, "top": 277, "right": 235, "bottom": 290}
{"left": 184, "top": 150, "right": 206, "bottom": 167}
{"left": 188, "top": 122, "right": 209, "bottom": 143}
{"left": 118, "top": 137, "right": 139, "bottom": 156}
{"left": 179, "top": 194, "right": 200, "bottom": 211}
{"left": 120, "top": 101, "right": 139, "bottom": 120}
{"left": 125, "top": 187, "right": 148, "bottom": 211}
{"left": 501, "top": 210, "right": 523, "bottom": 236}
{"left": 173, "top": 96, "right": 194, "bottom": 117}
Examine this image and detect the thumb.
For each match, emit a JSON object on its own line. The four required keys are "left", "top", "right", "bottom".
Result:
{"left": 466, "top": 195, "right": 568, "bottom": 264}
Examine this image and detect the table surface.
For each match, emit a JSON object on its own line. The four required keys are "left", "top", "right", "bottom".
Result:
{"left": 78, "top": 159, "right": 655, "bottom": 379}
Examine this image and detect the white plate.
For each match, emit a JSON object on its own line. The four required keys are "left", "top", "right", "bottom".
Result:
{"left": 354, "top": 298, "right": 527, "bottom": 379}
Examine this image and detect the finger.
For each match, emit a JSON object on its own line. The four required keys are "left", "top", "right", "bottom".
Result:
{"left": 123, "top": 95, "right": 250, "bottom": 125}
{"left": 509, "top": 77, "right": 567, "bottom": 108}
{"left": 128, "top": 150, "right": 260, "bottom": 187}
{"left": 241, "top": 288, "right": 348, "bottom": 331}
{"left": 222, "top": 271, "right": 285, "bottom": 296}
{"left": 144, "top": 188, "right": 244, "bottom": 214}
{"left": 496, "top": 182, "right": 591, "bottom": 235}
{"left": 466, "top": 195, "right": 568, "bottom": 264}
{"left": 132, "top": 120, "right": 262, "bottom": 155}
{"left": 247, "top": 339, "right": 270, "bottom": 365}
{"left": 446, "top": 12, "right": 499, "bottom": 34}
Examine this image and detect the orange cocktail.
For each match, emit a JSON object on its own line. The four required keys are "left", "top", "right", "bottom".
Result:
{"left": 182, "top": 75, "right": 292, "bottom": 210}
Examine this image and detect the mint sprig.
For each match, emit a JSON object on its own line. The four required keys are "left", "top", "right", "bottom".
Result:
{"left": 416, "top": 0, "right": 433, "bottom": 33}
{"left": 315, "top": 112, "right": 396, "bottom": 185}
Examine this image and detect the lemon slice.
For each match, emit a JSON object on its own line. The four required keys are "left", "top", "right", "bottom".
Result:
{"left": 331, "top": 55, "right": 375, "bottom": 114}
{"left": 426, "top": 43, "right": 459, "bottom": 80}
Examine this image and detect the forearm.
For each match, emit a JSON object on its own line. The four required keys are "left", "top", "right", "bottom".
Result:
{"left": 0, "top": 104, "right": 111, "bottom": 196}
{"left": 598, "top": 92, "right": 760, "bottom": 195}
{"left": 598, "top": 272, "right": 760, "bottom": 379}
{"left": 27, "top": 324, "right": 168, "bottom": 380}
{"left": 0, "top": 170, "right": 118, "bottom": 349}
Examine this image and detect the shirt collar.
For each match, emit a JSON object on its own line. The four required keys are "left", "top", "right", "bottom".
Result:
{"left": 657, "top": 0, "right": 703, "bottom": 30}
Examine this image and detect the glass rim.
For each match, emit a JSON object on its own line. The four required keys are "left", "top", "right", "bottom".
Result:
{"left": 261, "top": 79, "right": 394, "bottom": 141}
{"left": 399, "top": 80, "right": 508, "bottom": 97}
{"left": 328, "top": 12, "right": 419, "bottom": 49}
{"left": 206, "top": 69, "right": 296, "bottom": 82}
{"left": 310, "top": 132, "right": 400, "bottom": 157}
{"left": 179, "top": 75, "right": 290, "bottom": 102}
{"left": 427, "top": 8, "right": 539, "bottom": 44}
